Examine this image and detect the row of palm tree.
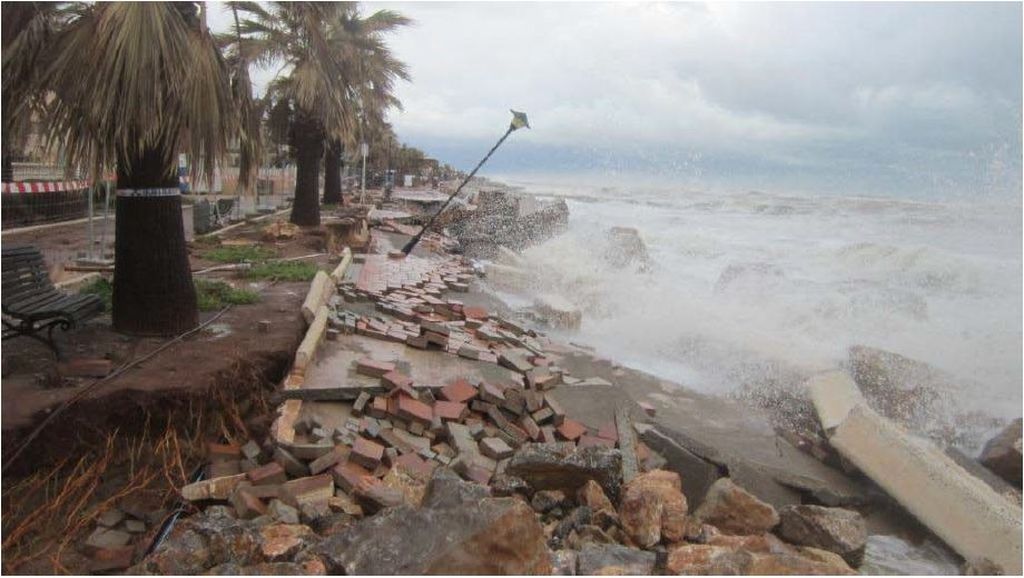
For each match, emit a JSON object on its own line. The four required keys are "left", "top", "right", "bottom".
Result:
{"left": 1, "top": 2, "right": 411, "bottom": 336}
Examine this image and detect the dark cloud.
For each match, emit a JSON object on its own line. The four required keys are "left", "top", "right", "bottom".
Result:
{"left": 211, "top": 2, "right": 1023, "bottom": 198}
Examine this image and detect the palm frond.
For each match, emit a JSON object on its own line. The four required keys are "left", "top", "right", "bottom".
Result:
{"left": 27, "top": 3, "right": 236, "bottom": 183}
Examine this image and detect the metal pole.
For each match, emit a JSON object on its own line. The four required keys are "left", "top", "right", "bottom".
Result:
{"left": 360, "top": 142, "right": 368, "bottom": 204}
{"left": 401, "top": 126, "right": 514, "bottom": 255}
{"left": 99, "top": 180, "right": 111, "bottom": 259}
{"left": 87, "top": 182, "right": 95, "bottom": 260}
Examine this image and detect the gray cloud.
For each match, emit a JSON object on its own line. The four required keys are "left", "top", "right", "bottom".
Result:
{"left": 211, "top": 2, "right": 1022, "bottom": 198}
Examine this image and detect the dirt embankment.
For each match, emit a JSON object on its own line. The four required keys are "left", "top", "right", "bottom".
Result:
{"left": 1, "top": 219, "right": 329, "bottom": 574}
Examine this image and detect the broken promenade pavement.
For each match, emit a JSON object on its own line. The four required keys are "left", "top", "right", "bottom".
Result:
{"left": 127, "top": 208, "right": 1010, "bottom": 575}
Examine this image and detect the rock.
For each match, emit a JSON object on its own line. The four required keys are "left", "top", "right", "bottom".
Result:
{"left": 550, "top": 549, "right": 578, "bottom": 575}
{"left": 576, "top": 543, "right": 657, "bottom": 575}
{"left": 420, "top": 467, "right": 491, "bottom": 509}
{"left": 268, "top": 500, "right": 300, "bottom": 524}
{"left": 979, "top": 418, "right": 1022, "bottom": 487}
{"left": 309, "top": 512, "right": 355, "bottom": 538}
{"left": 565, "top": 525, "right": 616, "bottom": 549}
{"left": 136, "top": 529, "right": 211, "bottom": 574}
{"left": 224, "top": 561, "right": 322, "bottom": 575}
{"left": 777, "top": 505, "right": 867, "bottom": 566}
{"left": 604, "top": 227, "right": 650, "bottom": 269}
{"left": 96, "top": 507, "right": 126, "bottom": 528}
{"left": 507, "top": 443, "right": 622, "bottom": 500}
{"left": 666, "top": 544, "right": 748, "bottom": 575}
{"left": 745, "top": 550, "right": 855, "bottom": 575}
{"left": 618, "top": 469, "right": 688, "bottom": 547}
{"left": 846, "top": 345, "right": 959, "bottom": 440}
{"left": 299, "top": 502, "right": 331, "bottom": 525}
{"left": 124, "top": 519, "right": 147, "bottom": 533}
{"left": 551, "top": 506, "right": 592, "bottom": 544}
{"left": 258, "top": 524, "right": 316, "bottom": 562}
{"left": 577, "top": 479, "right": 615, "bottom": 516}
{"left": 692, "top": 478, "right": 779, "bottom": 535}
{"left": 380, "top": 466, "right": 427, "bottom": 507}
{"left": 89, "top": 546, "right": 135, "bottom": 572}
{"left": 137, "top": 507, "right": 263, "bottom": 574}
{"left": 637, "top": 426, "right": 721, "bottom": 506}
{"left": 702, "top": 529, "right": 791, "bottom": 554}
{"left": 84, "top": 527, "right": 132, "bottom": 552}
{"left": 490, "top": 474, "right": 532, "bottom": 498}
{"left": 532, "top": 489, "right": 569, "bottom": 513}
{"left": 315, "top": 482, "right": 550, "bottom": 574}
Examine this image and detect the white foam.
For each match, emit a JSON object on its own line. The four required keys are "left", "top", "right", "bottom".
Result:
{"left": 485, "top": 181, "right": 1022, "bottom": 449}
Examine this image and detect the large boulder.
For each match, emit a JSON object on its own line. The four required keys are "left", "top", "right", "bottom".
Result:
{"left": 315, "top": 474, "right": 551, "bottom": 574}
{"left": 576, "top": 543, "right": 656, "bottom": 575}
{"left": 979, "top": 418, "right": 1022, "bottom": 487}
{"left": 604, "top": 227, "right": 650, "bottom": 270}
{"left": 134, "top": 507, "right": 322, "bottom": 574}
{"left": 846, "top": 345, "right": 954, "bottom": 439}
{"left": 777, "top": 505, "right": 867, "bottom": 566}
{"left": 692, "top": 478, "right": 779, "bottom": 535}
{"left": 507, "top": 443, "right": 623, "bottom": 500}
{"left": 618, "top": 470, "right": 688, "bottom": 547}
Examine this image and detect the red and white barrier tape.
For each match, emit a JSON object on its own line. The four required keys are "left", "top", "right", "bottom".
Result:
{"left": 1, "top": 180, "right": 90, "bottom": 194}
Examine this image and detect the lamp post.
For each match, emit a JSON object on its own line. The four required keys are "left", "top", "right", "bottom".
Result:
{"left": 359, "top": 141, "right": 368, "bottom": 204}
{"left": 401, "top": 110, "right": 529, "bottom": 255}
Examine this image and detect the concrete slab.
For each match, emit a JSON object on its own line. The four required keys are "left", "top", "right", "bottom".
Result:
{"left": 807, "top": 370, "right": 866, "bottom": 432}
{"left": 551, "top": 350, "right": 867, "bottom": 509}
{"left": 831, "top": 405, "right": 1022, "bottom": 574}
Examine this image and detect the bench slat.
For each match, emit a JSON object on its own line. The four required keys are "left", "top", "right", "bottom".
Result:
{"left": 12, "top": 292, "right": 65, "bottom": 313}
{"left": 30, "top": 294, "right": 102, "bottom": 318}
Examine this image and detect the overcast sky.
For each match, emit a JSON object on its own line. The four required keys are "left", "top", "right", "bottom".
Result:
{"left": 211, "top": 2, "right": 1022, "bottom": 199}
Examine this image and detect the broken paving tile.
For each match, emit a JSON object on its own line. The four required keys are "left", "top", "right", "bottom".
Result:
{"left": 480, "top": 437, "right": 514, "bottom": 460}
{"left": 356, "top": 358, "right": 396, "bottom": 378}
{"left": 350, "top": 437, "right": 386, "bottom": 470}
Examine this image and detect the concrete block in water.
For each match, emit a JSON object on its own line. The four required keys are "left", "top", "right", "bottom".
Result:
{"left": 807, "top": 370, "right": 866, "bottom": 432}
{"left": 829, "top": 405, "right": 1022, "bottom": 574}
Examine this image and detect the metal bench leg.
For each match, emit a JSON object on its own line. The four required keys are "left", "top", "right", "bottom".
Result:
{"left": 45, "top": 323, "right": 64, "bottom": 360}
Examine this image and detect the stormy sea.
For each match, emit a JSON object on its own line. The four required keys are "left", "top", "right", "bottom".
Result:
{"left": 484, "top": 175, "right": 1022, "bottom": 455}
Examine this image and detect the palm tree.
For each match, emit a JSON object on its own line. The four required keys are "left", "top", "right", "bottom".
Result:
{"left": 322, "top": 7, "right": 410, "bottom": 205}
{"left": 235, "top": 2, "right": 354, "bottom": 226}
{"left": 235, "top": 2, "right": 409, "bottom": 220}
{"left": 4, "top": 3, "right": 240, "bottom": 335}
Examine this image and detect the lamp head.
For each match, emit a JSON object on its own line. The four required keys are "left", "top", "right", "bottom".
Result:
{"left": 510, "top": 109, "right": 530, "bottom": 131}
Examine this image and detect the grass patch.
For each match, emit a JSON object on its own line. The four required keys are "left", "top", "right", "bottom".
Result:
{"left": 79, "top": 278, "right": 113, "bottom": 310}
{"left": 194, "top": 279, "right": 261, "bottom": 311}
{"left": 79, "top": 277, "right": 260, "bottom": 312}
{"left": 245, "top": 260, "right": 318, "bottom": 282}
{"left": 202, "top": 244, "right": 277, "bottom": 263}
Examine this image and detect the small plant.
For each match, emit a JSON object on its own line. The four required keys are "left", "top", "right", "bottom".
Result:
{"left": 202, "top": 244, "right": 276, "bottom": 263}
{"left": 79, "top": 278, "right": 113, "bottom": 310}
{"left": 245, "top": 260, "right": 318, "bottom": 282}
{"left": 194, "top": 279, "right": 260, "bottom": 311}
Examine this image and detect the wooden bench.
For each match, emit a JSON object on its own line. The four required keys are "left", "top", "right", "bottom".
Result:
{"left": 2, "top": 245, "right": 105, "bottom": 358}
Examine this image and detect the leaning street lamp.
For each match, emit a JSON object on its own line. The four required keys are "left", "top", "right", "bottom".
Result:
{"left": 401, "top": 109, "right": 530, "bottom": 255}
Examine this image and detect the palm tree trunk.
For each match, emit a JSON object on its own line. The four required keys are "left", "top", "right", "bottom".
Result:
{"left": 290, "top": 111, "right": 324, "bottom": 226}
{"left": 323, "top": 139, "right": 343, "bottom": 205}
{"left": 113, "top": 145, "right": 198, "bottom": 335}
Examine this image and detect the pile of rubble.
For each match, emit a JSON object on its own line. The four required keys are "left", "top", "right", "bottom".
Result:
{"left": 136, "top": 435, "right": 868, "bottom": 575}
{"left": 141, "top": 334, "right": 867, "bottom": 575}
{"left": 128, "top": 236, "right": 870, "bottom": 574}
